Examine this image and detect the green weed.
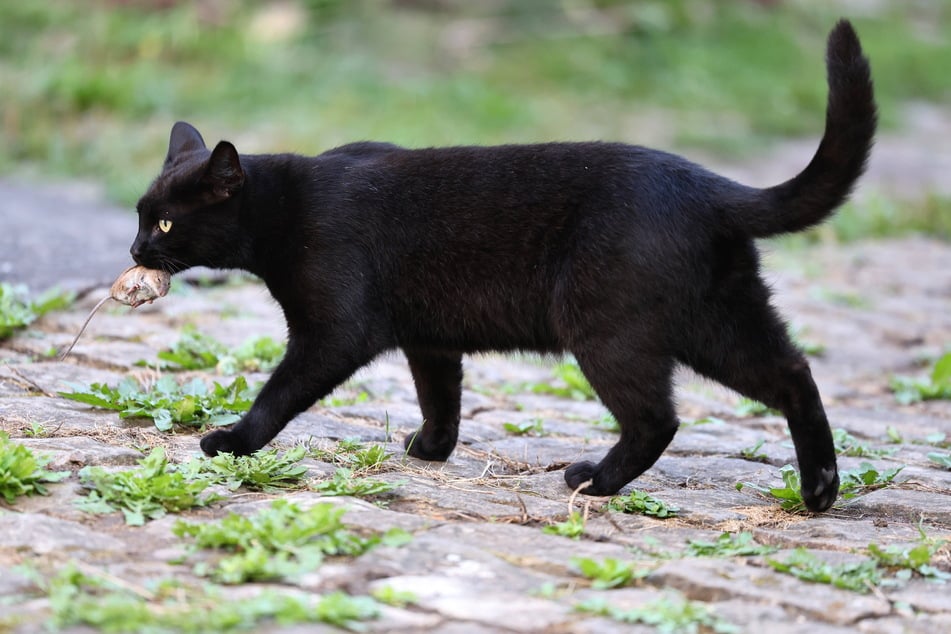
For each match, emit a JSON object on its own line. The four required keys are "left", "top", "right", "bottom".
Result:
{"left": 219, "top": 336, "right": 286, "bottom": 374}
{"left": 839, "top": 462, "right": 903, "bottom": 499}
{"left": 0, "top": 283, "right": 73, "bottom": 339}
{"left": 922, "top": 432, "right": 950, "bottom": 448}
{"left": 685, "top": 532, "right": 777, "bottom": 558}
{"left": 681, "top": 416, "right": 726, "bottom": 428}
{"left": 789, "top": 325, "right": 825, "bottom": 357}
{"left": 832, "top": 428, "right": 896, "bottom": 458}
{"left": 885, "top": 426, "right": 951, "bottom": 451}
{"left": 77, "top": 448, "right": 217, "bottom": 525}
{"left": 867, "top": 525, "right": 950, "bottom": 583}
{"left": 542, "top": 512, "right": 586, "bottom": 539}
{"left": 59, "top": 375, "right": 255, "bottom": 431}
{"left": 310, "top": 467, "right": 401, "bottom": 497}
{"left": 503, "top": 419, "right": 546, "bottom": 436}
{"left": 530, "top": 358, "right": 596, "bottom": 401}
{"left": 571, "top": 557, "right": 650, "bottom": 589}
{"left": 46, "top": 565, "right": 379, "bottom": 632}
{"left": 309, "top": 438, "right": 390, "bottom": 471}
{"left": 575, "top": 594, "right": 737, "bottom": 633}
{"left": 929, "top": 453, "right": 951, "bottom": 470}
{"left": 767, "top": 548, "right": 882, "bottom": 593}
{"left": 809, "top": 287, "right": 872, "bottom": 309}
{"left": 736, "top": 464, "right": 805, "bottom": 512}
{"left": 739, "top": 462, "right": 903, "bottom": 511}
{"left": 173, "top": 499, "right": 411, "bottom": 583}
{"left": 370, "top": 586, "right": 418, "bottom": 608}
{"left": 22, "top": 422, "right": 49, "bottom": 438}
{"left": 0, "top": 431, "right": 69, "bottom": 504}
{"left": 182, "top": 446, "right": 309, "bottom": 492}
{"left": 607, "top": 489, "right": 679, "bottom": 518}
{"left": 320, "top": 391, "right": 371, "bottom": 407}
{"left": 136, "top": 326, "right": 286, "bottom": 373}
{"left": 739, "top": 439, "right": 769, "bottom": 463}
{"left": 891, "top": 351, "right": 951, "bottom": 404}
{"left": 593, "top": 413, "right": 620, "bottom": 432}
{"left": 733, "top": 398, "right": 780, "bottom": 418}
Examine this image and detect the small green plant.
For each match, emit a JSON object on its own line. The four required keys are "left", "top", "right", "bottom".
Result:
{"left": 733, "top": 398, "right": 780, "bottom": 417}
{"left": 530, "top": 358, "right": 597, "bottom": 401}
{"left": 891, "top": 351, "right": 951, "bottom": 404}
{"left": 76, "top": 448, "right": 217, "bottom": 525}
{"left": 922, "top": 432, "right": 950, "bottom": 447}
{"left": 571, "top": 557, "right": 650, "bottom": 589}
{"left": 766, "top": 548, "right": 883, "bottom": 593}
{"left": 928, "top": 452, "right": 951, "bottom": 469}
{"left": 218, "top": 336, "right": 286, "bottom": 374}
{"left": 23, "top": 422, "right": 49, "bottom": 438}
{"left": 886, "top": 426, "right": 951, "bottom": 449}
{"left": 0, "top": 283, "right": 73, "bottom": 339}
{"left": 320, "top": 391, "right": 371, "bottom": 407}
{"left": 593, "top": 413, "right": 620, "bottom": 432}
{"left": 681, "top": 416, "right": 726, "bottom": 428}
{"left": 867, "top": 525, "right": 950, "bottom": 583}
{"left": 311, "top": 467, "right": 400, "bottom": 497}
{"left": 832, "top": 428, "right": 895, "bottom": 458}
{"left": 789, "top": 325, "right": 825, "bottom": 357}
{"left": 182, "top": 447, "right": 309, "bottom": 492}
{"left": 503, "top": 419, "right": 546, "bottom": 436}
{"left": 136, "top": 326, "right": 286, "bottom": 373}
{"left": 737, "top": 464, "right": 805, "bottom": 512}
{"left": 839, "top": 462, "right": 903, "bottom": 499}
{"left": 810, "top": 287, "right": 871, "bottom": 309}
{"left": 46, "top": 565, "right": 379, "bottom": 632}
{"left": 309, "top": 439, "right": 391, "bottom": 471}
{"left": 739, "top": 439, "right": 769, "bottom": 463}
{"left": 542, "top": 512, "right": 586, "bottom": 539}
{"left": 173, "top": 499, "right": 410, "bottom": 583}
{"left": 885, "top": 425, "right": 904, "bottom": 444}
{"left": 607, "top": 489, "right": 679, "bottom": 518}
{"left": 348, "top": 444, "right": 390, "bottom": 470}
{"left": 59, "top": 375, "right": 255, "bottom": 431}
{"left": 370, "top": 586, "right": 418, "bottom": 608}
{"left": 0, "top": 432, "right": 69, "bottom": 503}
{"left": 575, "top": 594, "right": 737, "bottom": 633}
{"left": 685, "top": 532, "right": 778, "bottom": 558}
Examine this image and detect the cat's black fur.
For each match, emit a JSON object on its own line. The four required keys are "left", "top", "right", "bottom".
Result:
{"left": 131, "top": 21, "right": 875, "bottom": 512}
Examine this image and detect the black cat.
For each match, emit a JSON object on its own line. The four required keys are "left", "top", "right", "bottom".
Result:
{"left": 130, "top": 20, "right": 875, "bottom": 512}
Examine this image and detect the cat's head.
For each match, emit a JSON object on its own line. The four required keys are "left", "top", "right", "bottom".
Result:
{"left": 130, "top": 121, "right": 247, "bottom": 274}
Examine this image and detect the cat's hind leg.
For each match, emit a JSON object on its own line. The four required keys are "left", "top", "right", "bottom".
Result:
{"left": 564, "top": 347, "right": 678, "bottom": 496}
{"left": 681, "top": 298, "right": 838, "bottom": 512}
{"left": 402, "top": 349, "right": 464, "bottom": 461}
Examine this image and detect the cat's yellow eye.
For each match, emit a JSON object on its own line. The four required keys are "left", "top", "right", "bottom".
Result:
{"left": 158, "top": 219, "right": 172, "bottom": 233}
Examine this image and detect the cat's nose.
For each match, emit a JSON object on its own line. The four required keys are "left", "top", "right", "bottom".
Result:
{"left": 130, "top": 239, "right": 145, "bottom": 263}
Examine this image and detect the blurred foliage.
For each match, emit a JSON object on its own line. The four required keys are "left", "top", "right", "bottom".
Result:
{"left": 0, "top": 0, "right": 949, "bottom": 206}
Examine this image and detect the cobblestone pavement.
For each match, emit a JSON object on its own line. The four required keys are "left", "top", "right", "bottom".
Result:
{"left": 0, "top": 181, "right": 949, "bottom": 633}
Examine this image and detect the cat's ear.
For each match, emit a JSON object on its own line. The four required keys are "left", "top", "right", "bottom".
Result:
{"left": 166, "top": 121, "right": 206, "bottom": 166}
{"left": 202, "top": 141, "right": 245, "bottom": 199}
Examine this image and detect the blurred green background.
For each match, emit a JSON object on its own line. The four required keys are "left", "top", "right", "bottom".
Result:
{"left": 1, "top": 0, "right": 949, "bottom": 238}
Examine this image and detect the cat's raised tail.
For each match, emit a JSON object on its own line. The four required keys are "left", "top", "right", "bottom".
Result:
{"left": 729, "top": 19, "right": 877, "bottom": 238}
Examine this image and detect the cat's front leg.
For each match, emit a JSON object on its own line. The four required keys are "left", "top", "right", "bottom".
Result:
{"left": 200, "top": 334, "right": 377, "bottom": 456}
{"left": 402, "top": 349, "right": 463, "bottom": 461}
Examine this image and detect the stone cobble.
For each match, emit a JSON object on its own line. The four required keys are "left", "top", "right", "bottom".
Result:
{"left": 0, "top": 181, "right": 949, "bottom": 632}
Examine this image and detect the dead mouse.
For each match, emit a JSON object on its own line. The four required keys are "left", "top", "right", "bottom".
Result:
{"left": 59, "top": 266, "right": 171, "bottom": 360}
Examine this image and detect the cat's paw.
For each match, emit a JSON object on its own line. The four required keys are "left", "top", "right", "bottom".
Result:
{"left": 801, "top": 465, "right": 839, "bottom": 512}
{"left": 564, "top": 461, "right": 617, "bottom": 496}
{"left": 403, "top": 429, "right": 455, "bottom": 462}
{"left": 200, "top": 429, "right": 254, "bottom": 456}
